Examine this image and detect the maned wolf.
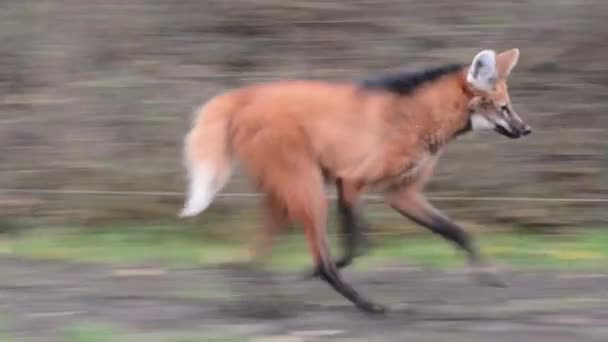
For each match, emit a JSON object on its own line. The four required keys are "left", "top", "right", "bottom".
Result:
{"left": 179, "top": 48, "right": 531, "bottom": 313}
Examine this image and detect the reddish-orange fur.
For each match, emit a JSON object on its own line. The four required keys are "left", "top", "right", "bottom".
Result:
{"left": 180, "top": 49, "right": 527, "bottom": 312}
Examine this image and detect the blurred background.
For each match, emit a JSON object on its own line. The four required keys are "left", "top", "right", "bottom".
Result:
{"left": 1, "top": 1, "right": 608, "bottom": 341}
{"left": 1, "top": 0, "right": 607, "bottom": 231}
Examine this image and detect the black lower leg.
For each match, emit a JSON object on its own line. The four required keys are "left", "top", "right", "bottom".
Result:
{"left": 335, "top": 200, "right": 370, "bottom": 268}
{"left": 317, "top": 263, "right": 385, "bottom": 314}
{"left": 334, "top": 179, "right": 371, "bottom": 269}
{"left": 404, "top": 212, "right": 481, "bottom": 264}
{"left": 392, "top": 194, "right": 505, "bottom": 286}
{"left": 305, "top": 182, "right": 370, "bottom": 279}
{"left": 407, "top": 212, "right": 506, "bottom": 287}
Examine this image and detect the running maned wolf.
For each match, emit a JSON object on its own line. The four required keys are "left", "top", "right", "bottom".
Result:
{"left": 179, "top": 48, "right": 531, "bottom": 313}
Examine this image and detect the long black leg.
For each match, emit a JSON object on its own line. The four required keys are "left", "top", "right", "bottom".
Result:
{"left": 316, "top": 262, "right": 385, "bottom": 314}
{"left": 305, "top": 179, "right": 371, "bottom": 278}
{"left": 334, "top": 178, "right": 371, "bottom": 269}
{"left": 389, "top": 191, "right": 506, "bottom": 287}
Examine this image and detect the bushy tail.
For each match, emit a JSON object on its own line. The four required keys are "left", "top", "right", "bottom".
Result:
{"left": 179, "top": 96, "right": 236, "bottom": 217}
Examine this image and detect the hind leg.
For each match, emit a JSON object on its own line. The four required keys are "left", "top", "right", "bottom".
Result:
{"left": 284, "top": 172, "right": 385, "bottom": 314}
{"left": 225, "top": 194, "right": 293, "bottom": 318}
{"left": 300, "top": 201, "right": 385, "bottom": 314}
{"left": 249, "top": 194, "right": 290, "bottom": 265}
{"left": 233, "top": 127, "right": 383, "bottom": 313}
{"left": 305, "top": 179, "right": 371, "bottom": 278}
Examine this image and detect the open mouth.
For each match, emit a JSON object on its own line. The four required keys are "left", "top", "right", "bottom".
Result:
{"left": 494, "top": 125, "right": 521, "bottom": 139}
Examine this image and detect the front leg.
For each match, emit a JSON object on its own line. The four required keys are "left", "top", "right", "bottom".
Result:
{"left": 387, "top": 190, "right": 506, "bottom": 287}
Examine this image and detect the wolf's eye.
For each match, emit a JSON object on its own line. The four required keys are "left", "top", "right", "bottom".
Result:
{"left": 500, "top": 105, "right": 509, "bottom": 113}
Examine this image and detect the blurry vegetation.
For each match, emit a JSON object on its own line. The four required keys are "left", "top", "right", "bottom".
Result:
{"left": 4, "top": 219, "right": 608, "bottom": 271}
{"left": 62, "top": 321, "right": 247, "bottom": 342}
{"left": 0, "top": 0, "right": 606, "bottom": 232}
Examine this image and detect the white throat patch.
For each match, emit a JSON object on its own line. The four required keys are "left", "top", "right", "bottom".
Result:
{"left": 470, "top": 114, "right": 495, "bottom": 131}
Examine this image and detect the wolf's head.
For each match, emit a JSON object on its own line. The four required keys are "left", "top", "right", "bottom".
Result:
{"left": 466, "top": 48, "right": 531, "bottom": 139}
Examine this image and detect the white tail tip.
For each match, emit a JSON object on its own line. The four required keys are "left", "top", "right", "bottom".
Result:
{"left": 178, "top": 163, "right": 217, "bottom": 218}
{"left": 178, "top": 206, "right": 203, "bottom": 218}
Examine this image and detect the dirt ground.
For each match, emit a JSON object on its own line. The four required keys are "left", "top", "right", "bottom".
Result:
{"left": 2, "top": 257, "right": 608, "bottom": 341}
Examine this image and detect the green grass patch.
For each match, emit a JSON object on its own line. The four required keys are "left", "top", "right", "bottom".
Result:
{"left": 0, "top": 314, "right": 11, "bottom": 342}
{"left": 9, "top": 226, "right": 243, "bottom": 267}
{"left": 357, "top": 231, "right": 608, "bottom": 271}
{"left": 63, "top": 321, "right": 248, "bottom": 342}
{"left": 3, "top": 223, "right": 608, "bottom": 271}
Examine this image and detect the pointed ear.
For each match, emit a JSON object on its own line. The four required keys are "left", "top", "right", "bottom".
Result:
{"left": 496, "top": 48, "right": 520, "bottom": 79}
{"left": 467, "top": 49, "right": 498, "bottom": 92}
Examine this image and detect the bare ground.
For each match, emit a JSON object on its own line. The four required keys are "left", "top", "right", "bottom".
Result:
{"left": 2, "top": 257, "right": 608, "bottom": 341}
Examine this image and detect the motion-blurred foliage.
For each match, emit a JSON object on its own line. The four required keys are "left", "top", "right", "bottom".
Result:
{"left": 0, "top": 0, "right": 606, "bottom": 230}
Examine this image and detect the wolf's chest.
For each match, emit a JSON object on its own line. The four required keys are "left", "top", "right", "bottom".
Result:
{"left": 373, "top": 152, "right": 439, "bottom": 191}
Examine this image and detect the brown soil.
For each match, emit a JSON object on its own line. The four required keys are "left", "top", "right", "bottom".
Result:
{"left": 2, "top": 257, "right": 608, "bottom": 341}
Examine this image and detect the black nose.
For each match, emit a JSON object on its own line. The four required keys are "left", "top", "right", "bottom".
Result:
{"left": 522, "top": 125, "right": 532, "bottom": 136}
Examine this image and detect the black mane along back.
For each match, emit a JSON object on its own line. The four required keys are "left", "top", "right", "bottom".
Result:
{"left": 360, "top": 63, "right": 465, "bottom": 95}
